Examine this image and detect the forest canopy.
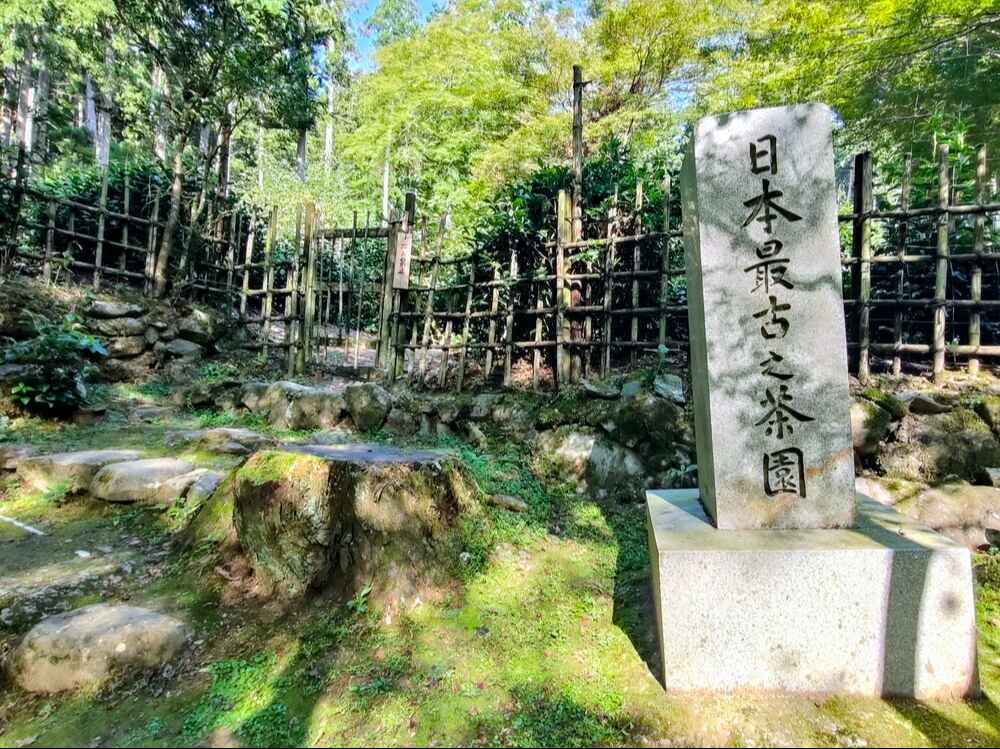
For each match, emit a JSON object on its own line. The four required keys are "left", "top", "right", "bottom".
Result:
{"left": 1, "top": 0, "right": 997, "bottom": 253}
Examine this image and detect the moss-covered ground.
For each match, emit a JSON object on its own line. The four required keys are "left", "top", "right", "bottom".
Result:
{"left": 1, "top": 381, "right": 1000, "bottom": 747}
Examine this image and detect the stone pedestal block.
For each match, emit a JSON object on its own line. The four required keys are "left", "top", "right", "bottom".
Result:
{"left": 646, "top": 489, "right": 979, "bottom": 699}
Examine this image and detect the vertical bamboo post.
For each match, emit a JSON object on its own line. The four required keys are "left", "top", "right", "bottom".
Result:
{"left": 658, "top": 174, "right": 671, "bottom": 349}
{"left": 262, "top": 206, "right": 277, "bottom": 360}
{"left": 240, "top": 215, "right": 255, "bottom": 316}
{"left": 932, "top": 144, "right": 950, "bottom": 381}
{"left": 336, "top": 237, "right": 345, "bottom": 344}
{"left": 892, "top": 154, "right": 911, "bottom": 376}
{"left": 556, "top": 190, "right": 573, "bottom": 388}
{"left": 456, "top": 254, "right": 476, "bottom": 392}
{"left": 286, "top": 206, "right": 303, "bottom": 376}
{"left": 408, "top": 218, "right": 429, "bottom": 370}
{"left": 145, "top": 194, "right": 160, "bottom": 295}
{"left": 572, "top": 65, "right": 584, "bottom": 242}
{"left": 532, "top": 257, "right": 543, "bottom": 391}
{"left": 503, "top": 250, "right": 518, "bottom": 387}
{"left": 485, "top": 264, "right": 500, "bottom": 380}
{"left": 601, "top": 194, "right": 617, "bottom": 377}
{"left": 969, "top": 145, "right": 987, "bottom": 376}
{"left": 93, "top": 168, "right": 109, "bottom": 289}
{"left": 852, "top": 152, "right": 873, "bottom": 382}
{"left": 377, "top": 211, "right": 398, "bottom": 370}
{"left": 418, "top": 254, "right": 440, "bottom": 382}
{"left": 353, "top": 212, "right": 366, "bottom": 369}
{"left": 120, "top": 172, "right": 130, "bottom": 275}
{"left": 43, "top": 200, "right": 55, "bottom": 283}
{"left": 630, "top": 181, "right": 643, "bottom": 365}
{"left": 299, "top": 201, "right": 317, "bottom": 372}
{"left": 439, "top": 291, "right": 455, "bottom": 388}
{"left": 390, "top": 193, "right": 416, "bottom": 381}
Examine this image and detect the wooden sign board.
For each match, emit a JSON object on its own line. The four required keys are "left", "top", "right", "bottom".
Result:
{"left": 392, "top": 226, "right": 413, "bottom": 289}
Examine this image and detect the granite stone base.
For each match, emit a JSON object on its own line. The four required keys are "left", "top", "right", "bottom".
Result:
{"left": 646, "top": 490, "right": 979, "bottom": 699}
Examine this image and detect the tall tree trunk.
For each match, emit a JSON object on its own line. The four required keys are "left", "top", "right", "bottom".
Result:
{"left": 217, "top": 104, "right": 233, "bottom": 200}
{"left": 151, "top": 64, "right": 168, "bottom": 162}
{"left": 14, "top": 33, "right": 34, "bottom": 161}
{"left": 324, "top": 82, "right": 334, "bottom": 174}
{"left": 153, "top": 129, "right": 190, "bottom": 298}
{"left": 256, "top": 124, "right": 264, "bottom": 190}
{"left": 381, "top": 135, "right": 390, "bottom": 226}
{"left": 83, "top": 73, "right": 97, "bottom": 136}
{"left": 296, "top": 127, "right": 306, "bottom": 182}
{"left": 32, "top": 67, "right": 49, "bottom": 163}
{"left": 94, "top": 46, "right": 114, "bottom": 169}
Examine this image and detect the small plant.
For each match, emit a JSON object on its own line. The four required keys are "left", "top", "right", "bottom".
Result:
{"left": 663, "top": 463, "right": 697, "bottom": 488}
{"left": 2, "top": 313, "right": 106, "bottom": 415}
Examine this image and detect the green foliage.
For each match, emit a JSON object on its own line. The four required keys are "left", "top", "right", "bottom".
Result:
{"left": 180, "top": 653, "right": 281, "bottom": 744}
{"left": 2, "top": 313, "right": 106, "bottom": 414}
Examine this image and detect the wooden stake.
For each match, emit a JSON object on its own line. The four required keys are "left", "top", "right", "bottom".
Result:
{"left": 853, "top": 152, "right": 873, "bottom": 382}
{"left": 969, "top": 145, "right": 987, "bottom": 376}
{"left": 658, "top": 175, "right": 671, "bottom": 349}
{"left": 893, "top": 155, "right": 911, "bottom": 376}
{"left": 933, "top": 144, "right": 950, "bottom": 381}
{"left": 556, "top": 190, "right": 573, "bottom": 388}
{"left": 93, "top": 168, "right": 109, "bottom": 289}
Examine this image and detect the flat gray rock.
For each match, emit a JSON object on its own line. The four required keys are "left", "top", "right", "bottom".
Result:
{"left": 0, "top": 444, "right": 37, "bottom": 471}
{"left": 184, "top": 469, "right": 225, "bottom": 504}
{"left": 287, "top": 443, "right": 451, "bottom": 465}
{"left": 90, "top": 458, "right": 196, "bottom": 505}
{"left": 86, "top": 300, "right": 144, "bottom": 319}
{"left": 9, "top": 604, "right": 188, "bottom": 693}
{"left": 166, "top": 427, "right": 276, "bottom": 455}
{"left": 17, "top": 450, "right": 144, "bottom": 493}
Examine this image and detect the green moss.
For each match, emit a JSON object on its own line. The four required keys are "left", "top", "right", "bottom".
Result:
{"left": 237, "top": 450, "right": 308, "bottom": 486}
{"left": 184, "top": 473, "right": 236, "bottom": 546}
{"left": 862, "top": 388, "right": 907, "bottom": 421}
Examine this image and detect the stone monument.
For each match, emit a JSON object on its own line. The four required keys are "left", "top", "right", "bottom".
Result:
{"left": 646, "top": 103, "right": 979, "bottom": 698}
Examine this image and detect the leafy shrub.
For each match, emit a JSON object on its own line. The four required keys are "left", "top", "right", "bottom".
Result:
{"left": 2, "top": 313, "right": 107, "bottom": 414}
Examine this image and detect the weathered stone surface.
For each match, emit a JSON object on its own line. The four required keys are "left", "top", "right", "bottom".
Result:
{"left": 878, "top": 409, "right": 1000, "bottom": 484}
{"left": 985, "top": 468, "right": 1000, "bottom": 488}
{"left": 87, "top": 317, "right": 147, "bottom": 338}
{"left": 166, "top": 427, "right": 276, "bottom": 455}
{"left": 854, "top": 475, "right": 924, "bottom": 507}
{"left": 536, "top": 428, "right": 646, "bottom": 501}
{"left": 646, "top": 490, "right": 979, "bottom": 698}
{"left": 245, "top": 381, "right": 346, "bottom": 430}
{"left": 974, "top": 395, "right": 1000, "bottom": 434}
{"left": 9, "top": 604, "right": 188, "bottom": 693}
{"left": 86, "top": 300, "right": 144, "bottom": 319}
{"left": 344, "top": 383, "right": 393, "bottom": 432}
{"left": 0, "top": 444, "right": 37, "bottom": 471}
{"left": 157, "top": 338, "right": 204, "bottom": 359}
{"left": 106, "top": 335, "right": 147, "bottom": 358}
{"left": 850, "top": 398, "right": 892, "bottom": 456}
{"left": 102, "top": 351, "right": 158, "bottom": 382}
{"left": 681, "top": 104, "right": 855, "bottom": 530}
{"left": 654, "top": 374, "right": 686, "bottom": 405}
{"left": 233, "top": 445, "right": 471, "bottom": 598}
{"left": 128, "top": 405, "right": 173, "bottom": 423}
{"left": 17, "top": 450, "right": 144, "bottom": 493}
{"left": 581, "top": 379, "right": 620, "bottom": 400}
{"left": 905, "top": 393, "right": 952, "bottom": 415}
{"left": 90, "top": 458, "right": 197, "bottom": 505}
{"left": 177, "top": 309, "right": 219, "bottom": 345}
{"left": 183, "top": 468, "right": 226, "bottom": 505}
{"left": 893, "top": 481, "right": 1000, "bottom": 549}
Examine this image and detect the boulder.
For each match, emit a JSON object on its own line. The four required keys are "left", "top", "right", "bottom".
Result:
{"left": 855, "top": 475, "right": 925, "bottom": 507}
{"left": 850, "top": 398, "right": 892, "bottom": 456}
{"left": 905, "top": 393, "right": 952, "bottom": 415}
{"left": 166, "top": 427, "right": 276, "bottom": 455}
{"left": 156, "top": 338, "right": 204, "bottom": 360}
{"left": 654, "top": 374, "right": 686, "bottom": 405}
{"left": 173, "top": 379, "right": 241, "bottom": 409}
{"left": 9, "top": 604, "right": 188, "bottom": 693}
{"left": 974, "top": 395, "right": 1000, "bottom": 434}
{"left": 101, "top": 351, "right": 158, "bottom": 382}
{"left": 536, "top": 428, "right": 646, "bottom": 501}
{"left": 106, "top": 335, "right": 147, "bottom": 358}
{"left": 87, "top": 317, "right": 147, "bottom": 337}
{"left": 984, "top": 468, "right": 1000, "bottom": 488}
{"left": 185, "top": 469, "right": 225, "bottom": 505}
{"left": 894, "top": 481, "right": 1000, "bottom": 548}
{"left": 17, "top": 449, "right": 144, "bottom": 493}
{"left": 128, "top": 405, "right": 173, "bottom": 423}
{"left": 233, "top": 445, "right": 473, "bottom": 600}
{"left": 343, "top": 383, "right": 393, "bottom": 432}
{"left": 581, "top": 379, "right": 620, "bottom": 400}
{"left": 878, "top": 409, "right": 1000, "bottom": 484}
{"left": 90, "top": 458, "right": 197, "bottom": 505}
{"left": 0, "top": 444, "right": 37, "bottom": 471}
{"left": 176, "top": 308, "right": 219, "bottom": 345}
{"left": 244, "top": 381, "right": 346, "bottom": 431}
{"left": 86, "top": 300, "right": 144, "bottom": 319}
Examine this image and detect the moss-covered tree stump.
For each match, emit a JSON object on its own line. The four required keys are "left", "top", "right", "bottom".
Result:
{"left": 233, "top": 445, "right": 476, "bottom": 600}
